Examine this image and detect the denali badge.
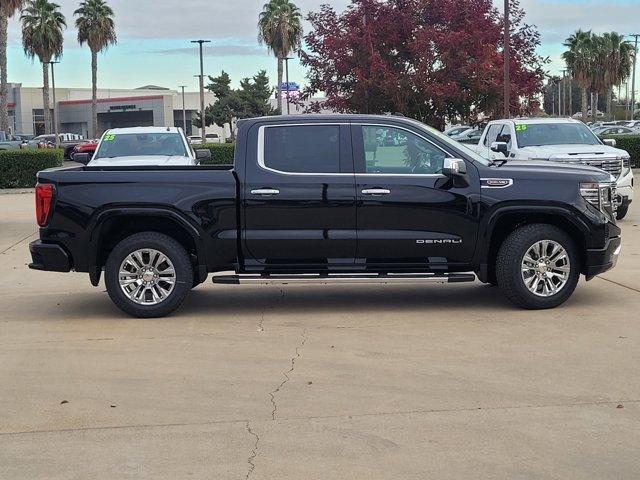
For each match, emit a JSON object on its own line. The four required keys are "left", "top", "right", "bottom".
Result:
{"left": 416, "top": 239, "right": 463, "bottom": 244}
{"left": 481, "top": 178, "right": 514, "bottom": 188}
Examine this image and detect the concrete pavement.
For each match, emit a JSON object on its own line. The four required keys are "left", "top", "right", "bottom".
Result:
{"left": 0, "top": 192, "right": 639, "bottom": 479}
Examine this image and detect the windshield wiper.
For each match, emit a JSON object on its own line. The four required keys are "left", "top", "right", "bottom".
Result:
{"left": 492, "top": 159, "right": 508, "bottom": 167}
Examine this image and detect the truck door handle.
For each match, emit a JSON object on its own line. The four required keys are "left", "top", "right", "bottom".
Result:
{"left": 251, "top": 188, "right": 280, "bottom": 196}
{"left": 361, "top": 188, "right": 391, "bottom": 196}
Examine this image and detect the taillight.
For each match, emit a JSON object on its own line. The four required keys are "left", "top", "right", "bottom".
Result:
{"left": 35, "top": 183, "right": 55, "bottom": 227}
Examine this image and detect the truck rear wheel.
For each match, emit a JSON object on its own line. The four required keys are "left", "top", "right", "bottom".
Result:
{"left": 105, "top": 232, "right": 193, "bottom": 318}
{"left": 496, "top": 224, "right": 580, "bottom": 309}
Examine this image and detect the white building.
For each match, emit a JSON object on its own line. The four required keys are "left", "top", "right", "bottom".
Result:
{"left": 5, "top": 83, "right": 223, "bottom": 139}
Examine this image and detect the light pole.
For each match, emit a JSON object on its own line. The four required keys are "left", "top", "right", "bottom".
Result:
{"left": 503, "top": 0, "right": 510, "bottom": 118}
{"left": 557, "top": 77, "right": 561, "bottom": 117}
{"left": 284, "top": 57, "right": 294, "bottom": 115}
{"left": 561, "top": 69, "right": 567, "bottom": 117}
{"left": 629, "top": 34, "right": 639, "bottom": 121}
{"left": 48, "top": 61, "right": 60, "bottom": 147}
{"left": 179, "top": 85, "right": 187, "bottom": 133}
{"left": 191, "top": 40, "right": 210, "bottom": 143}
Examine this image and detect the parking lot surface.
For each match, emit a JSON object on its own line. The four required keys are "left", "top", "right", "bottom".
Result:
{"left": 1, "top": 190, "right": 639, "bottom": 479}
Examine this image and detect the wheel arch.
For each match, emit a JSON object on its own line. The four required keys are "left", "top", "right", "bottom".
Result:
{"left": 88, "top": 208, "right": 208, "bottom": 287}
{"left": 476, "top": 206, "right": 590, "bottom": 283}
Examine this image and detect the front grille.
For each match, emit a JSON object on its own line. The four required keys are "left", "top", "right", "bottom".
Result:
{"left": 559, "top": 157, "right": 622, "bottom": 179}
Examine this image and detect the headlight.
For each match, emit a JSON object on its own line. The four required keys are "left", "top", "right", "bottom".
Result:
{"left": 622, "top": 156, "right": 631, "bottom": 175}
{"left": 580, "top": 182, "right": 613, "bottom": 210}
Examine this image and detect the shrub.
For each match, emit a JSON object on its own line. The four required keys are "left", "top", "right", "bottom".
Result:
{"left": 0, "top": 149, "right": 64, "bottom": 189}
{"left": 601, "top": 135, "right": 640, "bottom": 168}
{"left": 198, "top": 143, "right": 235, "bottom": 165}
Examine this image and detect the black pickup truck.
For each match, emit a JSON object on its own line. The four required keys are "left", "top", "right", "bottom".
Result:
{"left": 29, "top": 115, "right": 621, "bottom": 317}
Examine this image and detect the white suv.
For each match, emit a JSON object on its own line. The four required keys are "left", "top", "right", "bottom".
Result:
{"left": 473, "top": 118, "right": 634, "bottom": 220}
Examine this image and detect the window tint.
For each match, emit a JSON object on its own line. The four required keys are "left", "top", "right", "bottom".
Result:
{"left": 362, "top": 126, "right": 447, "bottom": 174}
{"left": 263, "top": 125, "right": 340, "bottom": 173}
{"left": 484, "top": 124, "right": 502, "bottom": 146}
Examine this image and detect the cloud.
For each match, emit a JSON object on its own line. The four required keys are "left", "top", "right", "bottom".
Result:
{"left": 152, "top": 44, "right": 269, "bottom": 57}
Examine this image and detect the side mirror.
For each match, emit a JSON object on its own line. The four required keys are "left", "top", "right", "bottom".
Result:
{"left": 491, "top": 141, "right": 509, "bottom": 154}
{"left": 195, "top": 149, "right": 212, "bottom": 164}
{"left": 442, "top": 158, "right": 467, "bottom": 177}
{"left": 602, "top": 138, "right": 616, "bottom": 147}
{"left": 74, "top": 153, "right": 91, "bottom": 165}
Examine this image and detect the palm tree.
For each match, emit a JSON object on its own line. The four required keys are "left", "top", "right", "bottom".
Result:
{"left": 21, "top": 0, "right": 66, "bottom": 135}
{"left": 258, "top": 0, "right": 303, "bottom": 114}
{"left": 74, "top": 0, "right": 116, "bottom": 138}
{"left": 563, "top": 30, "right": 593, "bottom": 121}
{"left": 1, "top": 0, "right": 25, "bottom": 133}
{"left": 600, "top": 32, "right": 634, "bottom": 118}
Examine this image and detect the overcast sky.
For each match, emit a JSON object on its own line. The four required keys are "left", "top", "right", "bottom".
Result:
{"left": 4, "top": 0, "right": 640, "bottom": 92}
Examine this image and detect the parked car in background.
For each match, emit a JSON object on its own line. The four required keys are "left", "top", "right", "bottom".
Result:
{"left": 189, "top": 133, "right": 223, "bottom": 145}
{"left": 473, "top": 118, "right": 634, "bottom": 220}
{"left": 593, "top": 126, "right": 639, "bottom": 136}
{"left": 0, "top": 132, "right": 28, "bottom": 150}
{"left": 70, "top": 140, "right": 98, "bottom": 161}
{"left": 29, "top": 133, "right": 85, "bottom": 159}
{"left": 74, "top": 127, "right": 211, "bottom": 167}
{"left": 444, "top": 125, "right": 471, "bottom": 137}
{"left": 452, "top": 128, "right": 482, "bottom": 144}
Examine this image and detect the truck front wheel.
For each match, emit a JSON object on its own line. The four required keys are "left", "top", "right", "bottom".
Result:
{"left": 496, "top": 224, "right": 580, "bottom": 309}
{"left": 105, "top": 232, "right": 193, "bottom": 318}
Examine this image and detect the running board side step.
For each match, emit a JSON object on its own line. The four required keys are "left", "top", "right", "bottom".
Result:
{"left": 212, "top": 273, "right": 476, "bottom": 285}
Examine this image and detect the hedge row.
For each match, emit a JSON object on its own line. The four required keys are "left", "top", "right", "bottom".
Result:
{"left": 600, "top": 135, "right": 640, "bottom": 168}
{"left": 199, "top": 143, "right": 235, "bottom": 165}
{"left": 0, "top": 149, "right": 64, "bottom": 189}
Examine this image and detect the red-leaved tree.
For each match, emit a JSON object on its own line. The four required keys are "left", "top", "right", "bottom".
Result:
{"left": 301, "top": 0, "right": 547, "bottom": 127}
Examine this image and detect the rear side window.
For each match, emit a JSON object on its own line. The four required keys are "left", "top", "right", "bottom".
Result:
{"left": 263, "top": 125, "right": 340, "bottom": 173}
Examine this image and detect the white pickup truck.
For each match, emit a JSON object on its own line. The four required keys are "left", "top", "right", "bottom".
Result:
{"left": 73, "top": 127, "right": 212, "bottom": 167}
{"left": 472, "top": 118, "right": 634, "bottom": 220}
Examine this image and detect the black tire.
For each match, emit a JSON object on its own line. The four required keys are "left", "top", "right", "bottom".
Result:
{"left": 616, "top": 205, "right": 629, "bottom": 221}
{"left": 105, "top": 232, "right": 193, "bottom": 318}
{"left": 496, "top": 224, "right": 580, "bottom": 310}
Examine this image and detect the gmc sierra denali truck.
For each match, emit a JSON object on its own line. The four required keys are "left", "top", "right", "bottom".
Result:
{"left": 29, "top": 115, "right": 622, "bottom": 317}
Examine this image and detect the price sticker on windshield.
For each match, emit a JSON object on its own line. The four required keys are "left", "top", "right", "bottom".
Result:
{"left": 103, "top": 134, "right": 116, "bottom": 141}
{"left": 515, "top": 124, "right": 527, "bottom": 132}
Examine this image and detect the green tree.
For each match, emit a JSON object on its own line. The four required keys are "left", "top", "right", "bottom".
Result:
{"left": 562, "top": 29, "right": 593, "bottom": 121}
{"left": 1, "top": 0, "right": 25, "bottom": 133}
{"left": 195, "top": 70, "right": 275, "bottom": 141}
{"left": 21, "top": 0, "right": 66, "bottom": 135}
{"left": 258, "top": 0, "right": 303, "bottom": 114}
{"left": 74, "top": 0, "right": 116, "bottom": 138}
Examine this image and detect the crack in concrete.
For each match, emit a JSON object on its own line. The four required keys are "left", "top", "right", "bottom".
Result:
{"left": 597, "top": 275, "right": 640, "bottom": 294}
{"left": 244, "top": 421, "right": 259, "bottom": 480}
{"left": 268, "top": 329, "right": 308, "bottom": 420}
{"left": 1, "top": 398, "right": 638, "bottom": 438}
{"left": 257, "top": 288, "right": 285, "bottom": 333}
{"left": 0, "top": 232, "right": 37, "bottom": 255}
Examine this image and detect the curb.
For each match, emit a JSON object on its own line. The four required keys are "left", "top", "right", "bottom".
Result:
{"left": 0, "top": 188, "right": 34, "bottom": 195}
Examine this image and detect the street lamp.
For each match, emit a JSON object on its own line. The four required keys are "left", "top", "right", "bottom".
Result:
{"left": 48, "top": 61, "right": 60, "bottom": 147}
{"left": 284, "top": 57, "right": 294, "bottom": 115}
{"left": 629, "top": 34, "right": 639, "bottom": 121}
{"left": 503, "top": 0, "right": 510, "bottom": 118}
{"left": 179, "top": 85, "right": 188, "bottom": 133}
{"left": 191, "top": 40, "right": 211, "bottom": 143}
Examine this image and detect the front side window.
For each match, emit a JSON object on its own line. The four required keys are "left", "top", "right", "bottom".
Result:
{"left": 94, "top": 133, "right": 188, "bottom": 159}
{"left": 362, "top": 126, "right": 447, "bottom": 174}
{"left": 263, "top": 125, "right": 340, "bottom": 173}
{"left": 483, "top": 124, "right": 502, "bottom": 146}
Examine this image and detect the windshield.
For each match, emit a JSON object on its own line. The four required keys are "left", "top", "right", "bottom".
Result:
{"left": 415, "top": 122, "right": 491, "bottom": 165}
{"left": 94, "top": 133, "right": 187, "bottom": 159}
{"left": 515, "top": 123, "right": 600, "bottom": 147}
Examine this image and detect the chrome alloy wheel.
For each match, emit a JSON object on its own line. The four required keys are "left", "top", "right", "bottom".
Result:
{"left": 521, "top": 240, "right": 571, "bottom": 297}
{"left": 118, "top": 249, "right": 176, "bottom": 305}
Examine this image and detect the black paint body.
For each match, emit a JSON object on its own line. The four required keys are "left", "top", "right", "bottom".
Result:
{"left": 29, "top": 115, "right": 621, "bottom": 285}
